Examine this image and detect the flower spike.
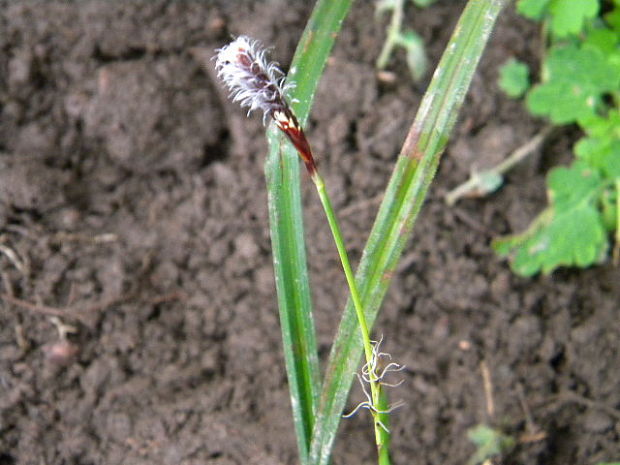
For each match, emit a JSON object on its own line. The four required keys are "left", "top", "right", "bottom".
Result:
{"left": 215, "top": 36, "right": 317, "bottom": 176}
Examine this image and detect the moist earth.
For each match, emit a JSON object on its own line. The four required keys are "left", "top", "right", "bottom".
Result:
{"left": 0, "top": 1, "right": 618, "bottom": 464}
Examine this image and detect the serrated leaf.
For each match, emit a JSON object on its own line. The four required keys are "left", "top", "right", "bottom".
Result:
{"left": 576, "top": 137, "right": 620, "bottom": 178}
{"left": 575, "top": 111, "right": 620, "bottom": 178}
{"left": 548, "top": 162, "right": 602, "bottom": 209}
{"left": 526, "top": 45, "right": 620, "bottom": 124}
{"left": 549, "top": 0, "right": 599, "bottom": 37}
{"left": 495, "top": 204, "right": 607, "bottom": 275}
{"left": 517, "top": 0, "right": 551, "bottom": 20}
{"left": 498, "top": 58, "right": 530, "bottom": 98}
{"left": 516, "top": 0, "right": 599, "bottom": 37}
{"left": 493, "top": 163, "right": 608, "bottom": 275}
{"left": 527, "top": 81, "right": 595, "bottom": 123}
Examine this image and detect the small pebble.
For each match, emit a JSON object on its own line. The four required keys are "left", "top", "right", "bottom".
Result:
{"left": 44, "top": 340, "right": 79, "bottom": 365}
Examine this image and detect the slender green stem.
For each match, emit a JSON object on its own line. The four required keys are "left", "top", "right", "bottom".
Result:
{"left": 376, "top": 387, "right": 392, "bottom": 465}
{"left": 313, "top": 175, "right": 373, "bottom": 361}
{"left": 312, "top": 173, "right": 388, "bottom": 459}
{"left": 445, "top": 126, "right": 553, "bottom": 205}
{"left": 376, "top": 0, "right": 404, "bottom": 69}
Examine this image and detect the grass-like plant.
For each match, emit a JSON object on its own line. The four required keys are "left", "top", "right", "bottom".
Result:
{"left": 215, "top": 0, "right": 508, "bottom": 463}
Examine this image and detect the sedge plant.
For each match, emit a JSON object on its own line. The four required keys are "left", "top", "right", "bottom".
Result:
{"left": 215, "top": 35, "right": 404, "bottom": 460}
{"left": 213, "top": 0, "right": 509, "bottom": 463}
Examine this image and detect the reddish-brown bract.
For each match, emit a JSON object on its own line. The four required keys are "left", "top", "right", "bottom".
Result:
{"left": 273, "top": 108, "right": 317, "bottom": 177}
{"left": 215, "top": 36, "right": 318, "bottom": 177}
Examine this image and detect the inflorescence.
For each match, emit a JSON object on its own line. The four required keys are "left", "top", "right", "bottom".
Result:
{"left": 214, "top": 35, "right": 405, "bottom": 439}
{"left": 214, "top": 35, "right": 317, "bottom": 175}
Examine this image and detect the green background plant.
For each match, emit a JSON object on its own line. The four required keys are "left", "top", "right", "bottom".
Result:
{"left": 494, "top": 0, "right": 620, "bottom": 276}
{"left": 375, "top": 0, "right": 438, "bottom": 81}
{"left": 498, "top": 58, "right": 529, "bottom": 98}
{"left": 466, "top": 424, "right": 515, "bottom": 465}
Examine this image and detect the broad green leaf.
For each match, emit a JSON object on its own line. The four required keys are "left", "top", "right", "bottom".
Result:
{"left": 527, "top": 80, "right": 596, "bottom": 123}
{"left": 548, "top": 0, "right": 599, "bottom": 37}
{"left": 584, "top": 27, "right": 619, "bottom": 55}
{"left": 517, "top": 0, "right": 551, "bottom": 20}
{"left": 504, "top": 0, "right": 619, "bottom": 277}
{"left": 498, "top": 58, "right": 530, "bottom": 98}
{"left": 494, "top": 204, "right": 607, "bottom": 275}
{"left": 548, "top": 162, "right": 602, "bottom": 209}
{"left": 517, "top": 0, "right": 599, "bottom": 36}
{"left": 526, "top": 45, "right": 620, "bottom": 124}
{"left": 493, "top": 163, "right": 608, "bottom": 275}
{"left": 575, "top": 137, "right": 620, "bottom": 178}
{"left": 575, "top": 111, "right": 620, "bottom": 178}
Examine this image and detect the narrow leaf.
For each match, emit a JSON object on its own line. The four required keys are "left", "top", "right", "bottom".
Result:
{"left": 309, "top": 1, "right": 509, "bottom": 464}
{"left": 264, "top": 1, "right": 353, "bottom": 463}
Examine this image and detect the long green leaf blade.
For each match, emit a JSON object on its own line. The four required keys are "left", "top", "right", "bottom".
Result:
{"left": 309, "top": 1, "right": 509, "bottom": 464}
{"left": 264, "top": 1, "right": 353, "bottom": 463}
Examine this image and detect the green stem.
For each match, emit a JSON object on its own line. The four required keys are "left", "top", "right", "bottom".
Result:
{"left": 313, "top": 175, "right": 372, "bottom": 361}
{"left": 376, "top": 0, "right": 404, "bottom": 69}
{"left": 445, "top": 126, "right": 553, "bottom": 205}
{"left": 375, "top": 385, "right": 393, "bottom": 465}
{"left": 312, "top": 173, "right": 389, "bottom": 460}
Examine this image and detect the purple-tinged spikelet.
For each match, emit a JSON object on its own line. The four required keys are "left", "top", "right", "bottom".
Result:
{"left": 215, "top": 36, "right": 290, "bottom": 120}
{"left": 214, "top": 36, "right": 317, "bottom": 176}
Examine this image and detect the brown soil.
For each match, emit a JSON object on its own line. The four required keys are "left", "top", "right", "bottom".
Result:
{"left": 1, "top": 1, "right": 618, "bottom": 464}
